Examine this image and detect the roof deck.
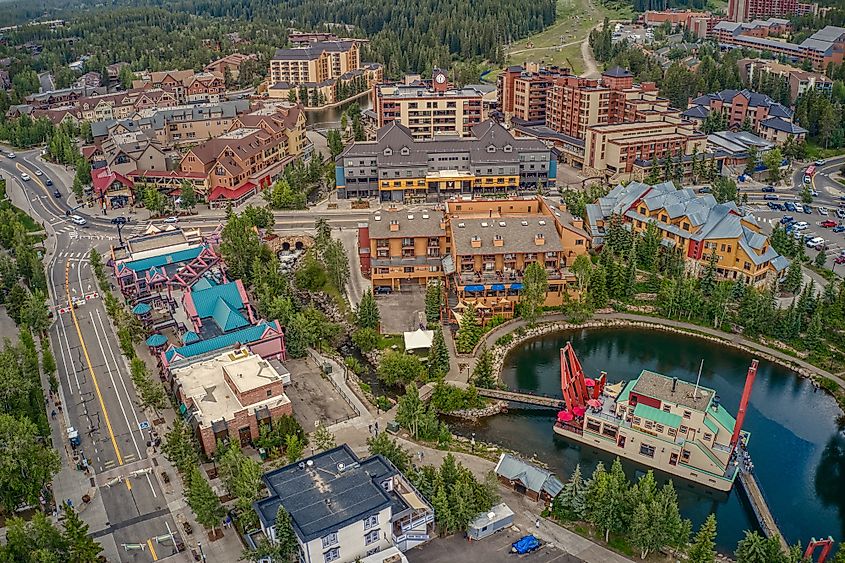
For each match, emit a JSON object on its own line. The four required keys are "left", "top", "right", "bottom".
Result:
{"left": 631, "top": 370, "right": 714, "bottom": 411}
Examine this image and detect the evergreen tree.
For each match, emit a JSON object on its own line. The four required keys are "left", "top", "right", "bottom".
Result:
{"left": 472, "top": 342, "right": 496, "bottom": 388}
{"left": 688, "top": 514, "right": 718, "bottom": 563}
{"left": 62, "top": 504, "right": 103, "bottom": 562}
{"left": 455, "top": 303, "right": 482, "bottom": 353}
{"left": 428, "top": 327, "right": 451, "bottom": 379}
{"left": 425, "top": 280, "right": 443, "bottom": 324}
{"left": 588, "top": 266, "right": 609, "bottom": 309}
{"left": 272, "top": 505, "right": 300, "bottom": 559}
{"left": 356, "top": 289, "right": 380, "bottom": 330}
{"left": 699, "top": 248, "right": 719, "bottom": 296}
{"left": 552, "top": 464, "right": 587, "bottom": 520}
{"left": 186, "top": 467, "right": 225, "bottom": 532}
{"left": 814, "top": 249, "right": 827, "bottom": 269}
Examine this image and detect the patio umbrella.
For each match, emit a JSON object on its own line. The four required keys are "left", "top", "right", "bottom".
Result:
{"left": 453, "top": 302, "right": 467, "bottom": 310}
{"left": 587, "top": 398, "right": 603, "bottom": 408}
{"left": 584, "top": 378, "right": 596, "bottom": 387}
{"left": 557, "top": 410, "right": 574, "bottom": 422}
{"left": 573, "top": 406, "right": 587, "bottom": 417}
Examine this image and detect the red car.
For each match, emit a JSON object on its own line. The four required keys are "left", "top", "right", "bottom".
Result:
{"left": 820, "top": 220, "right": 838, "bottom": 228}
{"left": 834, "top": 255, "right": 845, "bottom": 265}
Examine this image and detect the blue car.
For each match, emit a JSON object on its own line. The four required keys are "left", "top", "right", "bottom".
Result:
{"left": 833, "top": 225, "right": 845, "bottom": 233}
{"left": 802, "top": 205, "right": 813, "bottom": 214}
{"left": 785, "top": 202, "right": 797, "bottom": 212}
{"left": 781, "top": 216, "right": 794, "bottom": 224}
{"left": 512, "top": 535, "right": 542, "bottom": 555}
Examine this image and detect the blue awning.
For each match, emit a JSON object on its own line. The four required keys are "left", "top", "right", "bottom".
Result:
{"left": 145, "top": 333, "right": 167, "bottom": 347}
{"left": 490, "top": 284, "right": 505, "bottom": 291}
{"left": 132, "top": 302, "right": 151, "bottom": 315}
{"left": 510, "top": 283, "right": 524, "bottom": 290}
{"left": 464, "top": 285, "right": 485, "bottom": 293}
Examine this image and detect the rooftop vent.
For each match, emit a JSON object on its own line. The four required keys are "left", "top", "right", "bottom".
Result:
{"left": 374, "top": 215, "right": 382, "bottom": 221}
{"left": 457, "top": 222, "right": 466, "bottom": 228}
{"left": 499, "top": 221, "right": 506, "bottom": 227}
{"left": 407, "top": 214, "right": 414, "bottom": 220}
{"left": 538, "top": 220, "right": 546, "bottom": 226}
{"left": 422, "top": 213, "right": 430, "bottom": 219}
{"left": 521, "top": 220, "right": 529, "bottom": 226}
{"left": 306, "top": 460, "right": 314, "bottom": 467}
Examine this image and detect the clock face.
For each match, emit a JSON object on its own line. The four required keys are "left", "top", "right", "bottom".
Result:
{"left": 435, "top": 73, "right": 446, "bottom": 84}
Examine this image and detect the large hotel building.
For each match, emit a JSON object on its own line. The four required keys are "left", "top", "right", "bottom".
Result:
{"left": 335, "top": 120, "right": 555, "bottom": 202}
{"left": 373, "top": 69, "right": 488, "bottom": 139}
{"left": 358, "top": 196, "right": 589, "bottom": 318}
{"left": 269, "top": 41, "right": 361, "bottom": 85}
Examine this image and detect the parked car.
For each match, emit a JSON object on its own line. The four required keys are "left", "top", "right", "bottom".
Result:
{"left": 802, "top": 205, "right": 813, "bottom": 214}
{"left": 837, "top": 209, "right": 845, "bottom": 219}
{"left": 794, "top": 221, "right": 809, "bottom": 230}
{"left": 20, "top": 173, "right": 30, "bottom": 181}
{"left": 762, "top": 185, "right": 776, "bottom": 192}
{"left": 833, "top": 225, "right": 845, "bottom": 233}
{"left": 819, "top": 206, "right": 829, "bottom": 215}
{"left": 835, "top": 255, "right": 845, "bottom": 265}
{"left": 763, "top": 194, "right": 779, "bottom": 200}
{"left": 45, "top": 178, "right": 53, "bottom": 186}
{"left": 698, "top": 186, "right": 711, "bottom": 193}
{"left": 781, "top": 216, "right": 795, "bottom": 225}
{"left": 807, "top": 236, "right": 825, "bottom": 248}
{"left": 375, "top": 286, "right": 392, "bottom": 295}
{"left": 785, "top": 202, "right": 798, "bottom": 212}
{"left": 821, "top": 220, "right": 838, "bottom": 228}
{"left": 815, "top": 159, "right": 826, "bottom": 166}
{"left": 70, "top": 215, "right": 87, "bottom": 226}
{"left": 512, "top": 535, "right": 542, "bottom": 555}
{"left": 6, "top": 152, "right": 15, "bottom": 158}
{"left": 767, "top": 201, "right": 779, "bottom": 209}
{"left": 163, "top": 216, "right": 179, "bottom": 223}
{"left": 811, "top": 188, "right": 819, "bottom": 197}
{"left": 804, "top": 175, "right": 812, "bottom": 184}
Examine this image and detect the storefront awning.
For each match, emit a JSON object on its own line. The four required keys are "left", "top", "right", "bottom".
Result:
{"left": 490, "top": 284, "right": 505, "bottom": 291}
{"left": 510, "top": 283, "right": 524, "bottom": 290}
{"left": 465, "top": 285, "right": 485, "bottom": 292}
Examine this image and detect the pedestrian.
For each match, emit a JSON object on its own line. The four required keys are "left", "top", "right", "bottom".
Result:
{"left": 368, "top": 424, "right": 373, "bottom": 435}
{"left": 51, "top": 410, "right": 56, "bottom": 419}
{"left": 535, "top": 519, "right": 540, "bottom": 529}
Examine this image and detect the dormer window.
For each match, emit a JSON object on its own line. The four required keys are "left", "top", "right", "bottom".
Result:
{"left": 503, "top": 144, "right": 513, "bottom": 152}
{"left": 487, "top": 144, "right": 496, "bottom": 153}
{"left": 400, "top": 146, "right": 410, "bottom": 155}
{"left": 383, "top": 147, "right": 393, "bottom": 156}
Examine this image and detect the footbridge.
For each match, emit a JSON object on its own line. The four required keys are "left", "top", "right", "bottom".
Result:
{"left": 474, "top": 387, "right": 565, "bottom": 409}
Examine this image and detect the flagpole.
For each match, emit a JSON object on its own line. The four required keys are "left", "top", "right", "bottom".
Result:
{"left": 693, "top": 359, "right": 704, "bottom": 400}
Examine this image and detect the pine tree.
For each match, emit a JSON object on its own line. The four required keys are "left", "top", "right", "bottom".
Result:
{"left": 688, "top": 514, "right": 718, "bottom": 563}
{"left": 588, "top": 266, "right": 609, "bottom": 309}
{"left": 425, "top": 280, "right": 442, "bottom": 324}
{"left": 553, "top": 464, "right": 587, "bottom": 520}
{"left": 427, "top": 327, "right": 451, "bottom": 379}
{"left": 273, "top": 505, "right": 300, "bottom": 559}
{"left": 699, "top": 248, "right": 719, "bottom": 296}
{"left": 814, "top": 249, "right": 827, "bottom": 269}
{"left": 455, "top": 303, "right": 482, "bottom": 353}
{"left": 186, "top": 467, "right": 225, "bottom": 532}
{"left": 783, "top": 258, "right": 802, "bottom": 294}
{"left": 62, "top": 504, "right": 103, "bottom": 562}
{"left": 472, "top": 342, "right": 496, "bottom": 388}
{"left": 356, "top": 289, "right": 380, "bottom": 330}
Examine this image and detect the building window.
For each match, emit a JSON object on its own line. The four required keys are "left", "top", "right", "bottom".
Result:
{"left": 364, "top": 529, "right": 380, "bottom": 545}
{"left": 364, "top": 515, "right": 379, "bottom": 530}
{"left": 668, "top": 428, "right": 677, "bottom": 438}
{"left": 683, "top": 410, "right": 692, "bottom": 419}
{"left": 703, "top": 433, "right": 713, "bottom": 441}
{"left": 680, "top": 425, "right": 688, "bottom": 433}
{"left": 321, "top": 533, "right": 338, "bottom": 549}
{"left": 324, "top": 548, "right": 340, "bottom": 562}
{"left": 681, "top": 449, "right": 691, "bottom": 461}
{"left": 662, "top": 405, "right": 671, "bottom": 412}
{"left": 639, "top": 443, "right": 656, "bottom": 458}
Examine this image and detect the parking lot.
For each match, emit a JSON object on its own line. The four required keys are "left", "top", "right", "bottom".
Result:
{"left": 284, "top": 357, "right": 358, "bottom": 429}
{"left": 406, "top": 528, "right": 581, "bottom": 563}
{"left": 375, "top": 285, "right": 426, "bottom": 334}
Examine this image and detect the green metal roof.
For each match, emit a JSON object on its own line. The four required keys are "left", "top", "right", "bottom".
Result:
{"left": 633, "top": 403, "right": 682, "bottom": 428}
{"left": 617, "top": 379, "right": 637, "bottom": 404}
{"left": 703, "top": 417, "right": 718, "bottom": 435}
{"left": 191, "top": 281, "right": 245, "bottom": 318}
{"left": 212, "top": 297, "right": 249, "bottom": 332}
{"left": 710, "top": 404, "right": 736, "bottom": 433}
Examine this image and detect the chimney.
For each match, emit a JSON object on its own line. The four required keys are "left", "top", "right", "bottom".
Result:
{"left": 671, "top": 377, "right": 678, "bottom": 392}
{"left": 534, "top": 233, "right": 545, "bottom": 246}
{"left": 471, "top": 235, "right": 482, "bottom": 248}
{"left": 493, "top": 234, "right": 504, "bottom": 247}
{"left": 730, "top": 360, "right": 758, "bottom": 453}
{"left": 572, "top": 218, "right": 584, "bottom": 229}
{"left": 389, "top": 220, "right": 399, "bottom": 232}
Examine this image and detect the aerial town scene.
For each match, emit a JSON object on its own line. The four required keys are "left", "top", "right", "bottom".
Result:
{"left": 1, "top": 0, "right": 845, "bottom": 561}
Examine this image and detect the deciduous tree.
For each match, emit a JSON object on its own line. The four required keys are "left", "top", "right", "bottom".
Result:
{"left": 0, "top": 413, "right": 60, "bottom": 513}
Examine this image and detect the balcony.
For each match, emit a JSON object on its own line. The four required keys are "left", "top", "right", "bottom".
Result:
{"left": 456, "top": 267, "right": 571, "bottom": 286}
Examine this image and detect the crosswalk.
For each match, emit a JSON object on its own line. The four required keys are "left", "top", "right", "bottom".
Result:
{"left": 57, "top": 251, "right": 90, "bottom": 259}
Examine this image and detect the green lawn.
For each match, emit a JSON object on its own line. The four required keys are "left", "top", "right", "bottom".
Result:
{"left": 503, "top": 0, "right": 632, "bottom": 73}
{"left": 804, "top": 141, "right": 845, "bottom": 161}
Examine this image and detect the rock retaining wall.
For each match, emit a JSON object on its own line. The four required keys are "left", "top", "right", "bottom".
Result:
{"left": 445, "top": 400, "right": 507, "bottom": 420}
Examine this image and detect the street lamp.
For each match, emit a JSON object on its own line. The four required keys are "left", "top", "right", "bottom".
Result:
{"left": 111, "top": 216, "right": 127, "bottom": 247}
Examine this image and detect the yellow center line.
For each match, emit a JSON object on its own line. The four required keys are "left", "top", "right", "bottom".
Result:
{"left": 65, "top": 261, "right": 125, "bottom": 470}
{"left": 146, "top": 539, "right": 158, "bottom": 560}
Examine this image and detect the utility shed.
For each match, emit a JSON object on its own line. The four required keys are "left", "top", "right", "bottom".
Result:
{"left": 467, "top": 503, "right": 515, "bottom": 540}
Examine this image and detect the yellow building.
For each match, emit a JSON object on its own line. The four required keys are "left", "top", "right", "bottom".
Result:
{"left": 584, "top": 181, "right": 789, "bottom": 286}
{"left": 269, "top": 41, "right": 361, "bottom": 85}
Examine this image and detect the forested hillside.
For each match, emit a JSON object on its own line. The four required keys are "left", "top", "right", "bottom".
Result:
{"left": 0, "top": 0, "right": 555, "bottom": 76}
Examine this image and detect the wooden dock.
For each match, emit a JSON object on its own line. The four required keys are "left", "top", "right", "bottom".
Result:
{"left": 475, "top": 387, "right": 566, "bottom": 409}
{"left": 737, "top": 469, "right": 788, "bottom": 551}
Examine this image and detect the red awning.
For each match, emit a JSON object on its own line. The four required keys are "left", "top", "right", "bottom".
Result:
{"left": 208, "top": 181, "right": 257, "bottom": 201}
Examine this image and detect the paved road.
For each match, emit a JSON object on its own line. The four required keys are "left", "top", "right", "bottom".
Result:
{"left": 0, "top": 149, "right": 186, "bottom": 562}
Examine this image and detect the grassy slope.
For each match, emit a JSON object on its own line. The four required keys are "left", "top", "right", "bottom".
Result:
{"left": 500, "top": 0, "right": 632, "bottom": 75}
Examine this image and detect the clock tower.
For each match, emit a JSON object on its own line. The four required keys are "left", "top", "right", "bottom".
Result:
{"left": 432, "top": 69, "right": 448, "bottom": 92}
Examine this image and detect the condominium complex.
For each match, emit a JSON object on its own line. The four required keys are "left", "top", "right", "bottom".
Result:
{"left": 585, "top": 181, "right": 788, "bottom": 285}
{"left": 132, "top": 69, "right": 226, "bottom": 104}
{"left": 714, "top": 22, "right": 845, "bottom": 70}
{"left": 497, "top": 63, "right": 570, "bottom": 123}
{"left": 683, "top": 89, "right": 807, "bottom": 143}
{"left": 640, "top": 10, "right": 720, "bottom": 37}
{"left": 270, "top": 41, "right": 361, "bottom": 85}
{"left": 737, "top": 58, "right": 832, "bottom": 102}
{"left": 253, "top": 445, "right": 434, "bottom": 562}
{"left": 374, "top": 70, "right": 488, "bottom": 138}
{"left": 336, "top": 120, "right": 555, "bottom": 202}
{"left": 204, "top": 52, "right": 258, "bottom": 80}
{"left": 28, "top": 88, "right": 180, "bottom": 125}
{"left": 359, "top": 195, "right": 589, "bottom": 317}
{"left": 727, "top": 0, "right": 816, "bottom": 22}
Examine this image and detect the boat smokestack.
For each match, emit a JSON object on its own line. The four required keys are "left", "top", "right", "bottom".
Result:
{"left": 671, "top": 377, "right": 678, "bottom": 392}
{"left": 730, "top": 359, "right": 759, "bottom": 453}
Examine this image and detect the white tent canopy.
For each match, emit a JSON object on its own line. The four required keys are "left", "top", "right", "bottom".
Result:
{"left": 403, "top": 329, "right": 434, "bottom": 351}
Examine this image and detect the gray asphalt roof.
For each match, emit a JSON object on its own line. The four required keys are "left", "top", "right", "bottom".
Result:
{"left": 451, "top": 215, "right": 565, "bottom": 255}
{"left": 254, "top": 445, "right": 396, "bottom": 542}
{"left": 368, "top": 209, "right": 444, "bottom": 239}
{"left": 272, "top": 41, "right": 357, "bottom": 61}
{"left": 761, "top": 117, "right": 807, "bottom": 134}
{"left": 494, "top": 454, "right": 563, "bottom": 497}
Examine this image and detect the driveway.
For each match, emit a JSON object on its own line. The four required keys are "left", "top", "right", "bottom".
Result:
{"left": 376, "top": 286, "right": 426, "bottom": 334}
{"left": 406, "top": 528, "right": 580, "bottom": 563}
